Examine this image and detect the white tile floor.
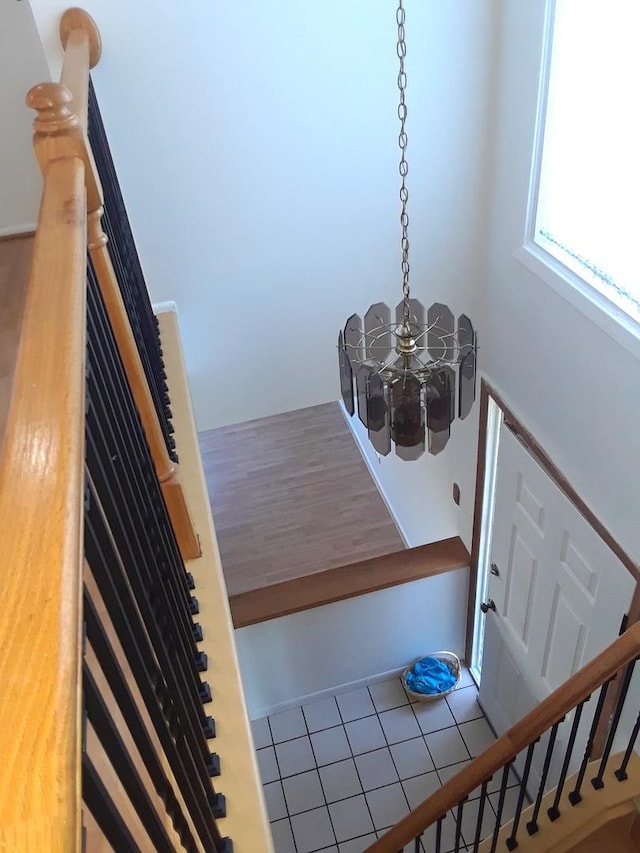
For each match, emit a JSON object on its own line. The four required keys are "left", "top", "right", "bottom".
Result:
{"left": 252, "top": 669, "right": 521, "bottom": 853}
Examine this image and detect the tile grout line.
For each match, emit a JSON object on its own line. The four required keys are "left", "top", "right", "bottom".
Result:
{"left": 263, "top": 673, "right": 494, "bottom": 852}
{"left": 300, "top": 700, "right": 339, "bottom": 853}
{"left": 440, "top": 697, "right": 500, "bottom": 852}
{"left": 413, "top": 684, "right": 481, "bottom": 852}
{"left": 267, "top": 714, "right": 299, "bottom": 853}
{"left": 372, "top": 674, "right": 462, "bottom": 843}
{"left": 335, "top": 686, "right": 379, "bottom": 845}
{"left": 265, "top": 685, "right": 482, "bottom": 746}
{"left": 369, "top": 679, "right": 415, "bottom": 830}
{"left": 369, "top": 678, "right": 468, "bottom": 847}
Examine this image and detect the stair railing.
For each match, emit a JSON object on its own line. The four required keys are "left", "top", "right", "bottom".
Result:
{"left": 55, "top": 9, "right": 200, "bottom": 562}
{"left": 0, "top": 102, "right": 87, "bottom": 851}
{"left": 368, "top": 620, "right": 640, "bottom": 852}
{"left": 0, "top": 8, "right": 230, "bottom": 851}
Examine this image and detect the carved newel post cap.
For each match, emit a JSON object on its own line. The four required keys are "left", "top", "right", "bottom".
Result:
{"left": 26, "top": 83, "right": 78, "bottom": 133}
{"left": 60, "top": 8, "right": 102, "bottom": 68}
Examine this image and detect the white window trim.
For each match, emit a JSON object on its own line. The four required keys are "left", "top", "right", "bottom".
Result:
{"left": 514, "top": 0, "right": 640, "bottom": 362}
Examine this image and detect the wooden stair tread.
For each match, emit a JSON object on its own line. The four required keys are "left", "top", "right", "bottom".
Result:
{"left": 229, "top": 536, "right": 470, "bottom": 627}
{"left": 0, "top": 234, "right": 33, "bottom": 452}
{"left": 479, "top": 753, "right": 640, "bottom": 853}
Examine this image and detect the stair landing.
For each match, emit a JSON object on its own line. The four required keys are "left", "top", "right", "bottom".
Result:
{"left": 0, "top": 234, "right": 32, "bottom": 452}
{"left": 199, "top": 402, "right": 469, "bottom": 627}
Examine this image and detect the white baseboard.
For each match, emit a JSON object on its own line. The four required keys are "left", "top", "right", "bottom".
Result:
{"left": 338, "top": 401, "right": 411, "bottom": 548}
{"left": 0, "top": 223, "right": 37, "bottom": 238}
{"left": 249, "top": 665, "right": 405, "bottom": 720}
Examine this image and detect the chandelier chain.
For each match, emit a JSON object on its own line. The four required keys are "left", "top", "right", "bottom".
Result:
{"left": 397, "top": 0, "right": 411, "bottom": 324}
{"left": 337, "top": 0, "right": 478, "bottom": 459}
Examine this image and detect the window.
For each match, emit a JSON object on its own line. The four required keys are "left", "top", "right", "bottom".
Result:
{"left": 531, "top": 0, "right": 640, "bottom": 326}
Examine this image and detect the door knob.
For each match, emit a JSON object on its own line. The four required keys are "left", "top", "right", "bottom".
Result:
{"left": 480, "top": 599, "right": 496, "bottom": 614}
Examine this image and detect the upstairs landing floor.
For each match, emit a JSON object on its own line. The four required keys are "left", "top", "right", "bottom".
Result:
{"left": 199, "top": 402, "right": 405, "bottom": 595}
{"left": 199, "top": 402, "right": 469, "bottom": 627}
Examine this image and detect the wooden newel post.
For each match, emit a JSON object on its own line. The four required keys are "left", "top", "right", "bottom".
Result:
{"left": 27, "top": 82, "right": 79, "bottom": 163}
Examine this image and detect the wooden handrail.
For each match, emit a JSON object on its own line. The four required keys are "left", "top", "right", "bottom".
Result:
{"left": 59, "top": 7, "right": 102, "bottom": 132}
{"left": 368, "top": 620, "right": 640, "bottom": 852}
{"left": 0, "top": 134, "right": 86, "bottom": 848}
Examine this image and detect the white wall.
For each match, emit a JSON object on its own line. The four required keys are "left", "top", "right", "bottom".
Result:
{"left": 22, "top": 0, "right": 640, "bottom": 710}
{"left": 0, "top": 2, "right": 50, "bottom": 234}
{"left": 29, "top": 1, "right": 495, "bottom": 435}
{"left": 346, "top": 395, "right": 479, "bottom": 549}
{"left": 235, "top": 568, "right": 468, "bottom": 719}
{"left": 29, "top": 0, "right": 496, "bottom": 551}
{"left": 483, "top": 0, "right": 640, "bottom": 562}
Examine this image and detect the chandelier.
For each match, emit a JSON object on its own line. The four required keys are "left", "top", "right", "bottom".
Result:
{"left": 338, "top": 0, "right": 477, "bottom": 461}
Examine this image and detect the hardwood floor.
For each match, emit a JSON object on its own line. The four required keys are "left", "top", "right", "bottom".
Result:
{"left": 0, "top": 235, "right": 33, "bottom": 450}
{"left": 199, "top": 402, "right": 406, "bottom": 598}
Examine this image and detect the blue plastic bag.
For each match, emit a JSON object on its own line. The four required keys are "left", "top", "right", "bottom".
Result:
{"left": 405, "top": 657, "right": 456, "bottom": 696}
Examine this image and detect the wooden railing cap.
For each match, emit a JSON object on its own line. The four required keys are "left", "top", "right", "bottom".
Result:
{"left": 60, "top": 8, "right": 102, "bottom": 68}
{"left": 27, "top": 82, "right": 79, "bottom": 135}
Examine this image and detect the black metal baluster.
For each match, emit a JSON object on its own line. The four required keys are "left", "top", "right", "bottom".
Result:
{"left": 88, "top": 79, "right": 176, "bottom": 461}
{"left": 85, "top": 267, "right": 232, "bottom": 847}
{"left": 413, "top": 833, "right": 422, "bottom": 852}
{"left": 85, "top": 495, "right": 224, "bottom": 851}
{"left": 84, "top": 588, "right": 200, "bottom": 853}
{"left": 84, "top": 87, "right": 238, "bottom": 853}
{"left": 86, "top": 272, "right": 197, "bottom": 643}
{"left": 506, "top": 743, "right": 536, "bottom": 850}
{"left": 435, "top": 816, "right": 443, "bottom": 853}
{"left": 489, "top": 763, "right": 512, "bottom": 853}
{"left": 454, "top": 799, "right": 466, "bottom": 852}
{"left": 88, "top": 303, "right": 210, "bottom": 718}
{"left": 101, "top": 202, "right": 176, "bottom": 459}
{"left": 87, "top": 280, "right": 198, "bottom": 664}
{"left": 526, "top": 720, "right": 561, "bottom": 835}
{"left": 87, "top": 272, "right": 215, "bottom": 755}
{"left": 83, "top": 753, "right": 141, "bottom": 853}
{"left": 84, "top": 664, "right": 176, "bottom": 853}
{"left": 86, "top": 428, "right": 218, "bottom": 786}
{"left": 568, "top": 678, "right": 614, "bottom": 804}
{"left": 592, "top": 658, "right": 638, "bottom": 789}
{"left": 615, "top": 707, "right": 640, "bottom": 781}
{"left": 103, "top": 186, "right": 176, "bottom": 462}
{"left": 547, "top": 699, "right": 587, "bottom": 820}
{"left": 86, "top": 408, "right": 212, "bottom": 754}
{"left": 473, "top": 779, "right": 491, "bottom": 851}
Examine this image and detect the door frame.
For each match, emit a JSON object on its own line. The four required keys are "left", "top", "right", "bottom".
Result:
{"left": 467, "top": 379, "right": 640, "bottom": 670}
{"left": 468, "top": 380, "right": 640, "bottom": 755}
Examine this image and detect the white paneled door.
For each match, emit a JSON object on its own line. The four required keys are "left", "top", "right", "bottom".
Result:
{"left": 479, "top": 422, "right": 635, "bottom": 738}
